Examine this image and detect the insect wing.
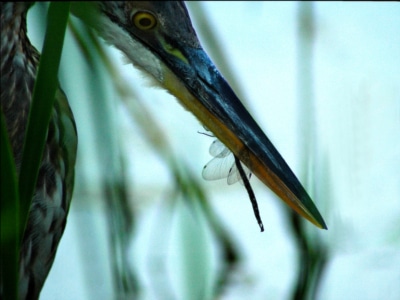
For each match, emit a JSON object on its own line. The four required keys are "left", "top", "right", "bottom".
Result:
{"left": 209, "top": 139, "right": 230, "bottom": 158}
{"left": 203, "top": 139, "right": 252, "bottom": 185}
{"left": 202, "top": 153, "right": 236, "bottom": 182}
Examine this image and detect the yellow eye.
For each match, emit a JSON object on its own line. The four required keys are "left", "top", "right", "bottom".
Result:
{"left": 132, "top": 12, "right": 157, "bottom": 30}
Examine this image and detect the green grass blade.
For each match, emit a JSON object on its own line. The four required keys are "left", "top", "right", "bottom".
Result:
{"left": 18, "top": 2, "right": 70, "bottom": 237}
{"left": 0, "top": 111, "right": 19, "bottom": 300}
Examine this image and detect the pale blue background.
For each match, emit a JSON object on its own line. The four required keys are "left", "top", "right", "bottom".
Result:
{"left": 26, "top": 2, "right": 400, "bottom": 299}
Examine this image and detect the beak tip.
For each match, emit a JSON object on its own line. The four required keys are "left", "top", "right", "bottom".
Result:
{"left": 316, "top": 219, "right": 328, "bottom": 230}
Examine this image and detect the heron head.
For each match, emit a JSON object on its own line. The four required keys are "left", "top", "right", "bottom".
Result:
{"left": 71, "top": 1, "right": 327, "bottom": 229}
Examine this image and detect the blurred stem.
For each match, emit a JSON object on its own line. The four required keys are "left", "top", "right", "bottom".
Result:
{"left": 103, "top": 159, "right": 138, "bottom": 297}
{"left": 173, "top": 162, "right": 241, "bottom": 297}
{"left": 289, "top": 3, "right": 327, "bottom": 299}
{"left": 297, "top": 2, "right": 315, "bottom": 183}
{"left": 68, "top": 19, "right": 138, "bottom": 297}
{"left": 290, "top": 213, "right": 328, "bottom": 300}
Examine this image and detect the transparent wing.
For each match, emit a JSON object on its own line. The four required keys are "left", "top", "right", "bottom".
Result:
{"left": 202, "top": 139, "right": 252, "bottom": 185}
{"left": 209, "top": 139, "right": 231, "bottom": 158}
{"left": 202, "top": 153, "right": 236, "bottom": 182}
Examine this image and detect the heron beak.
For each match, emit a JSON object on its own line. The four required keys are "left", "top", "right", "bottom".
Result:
{"left": 159, "top": 47, "right": 327, "bottom": 230}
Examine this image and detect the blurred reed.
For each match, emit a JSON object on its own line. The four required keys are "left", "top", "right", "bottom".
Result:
{"left": 288, "top": 2, "right": 328, "bottom": 299}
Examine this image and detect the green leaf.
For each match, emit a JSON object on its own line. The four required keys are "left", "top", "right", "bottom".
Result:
{"left": 18, "top": 2, "right": 70, "bottom": 238}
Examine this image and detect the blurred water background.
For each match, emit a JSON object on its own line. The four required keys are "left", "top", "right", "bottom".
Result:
{"left": 25, "top": 2, "right": 400, "bottom": 300}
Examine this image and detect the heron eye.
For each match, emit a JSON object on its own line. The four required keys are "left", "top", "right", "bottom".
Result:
{"left": 132, "top": 12, "right": 157, "bottom": 30}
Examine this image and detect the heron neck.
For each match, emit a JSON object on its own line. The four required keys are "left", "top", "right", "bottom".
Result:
{"left": 1, "top": 2, "right": 39, "bottom": 169}
{"left": 1, "top": 3, "right": 36, "bottom": 62}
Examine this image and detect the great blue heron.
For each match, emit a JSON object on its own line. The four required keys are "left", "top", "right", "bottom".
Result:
{"left": 1, "top": 2, "right": 327, "bottom": 299}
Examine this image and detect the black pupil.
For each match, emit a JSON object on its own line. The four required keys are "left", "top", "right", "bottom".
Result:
{"left": 139, "top": 17, "right": 152, "bottom": 27}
